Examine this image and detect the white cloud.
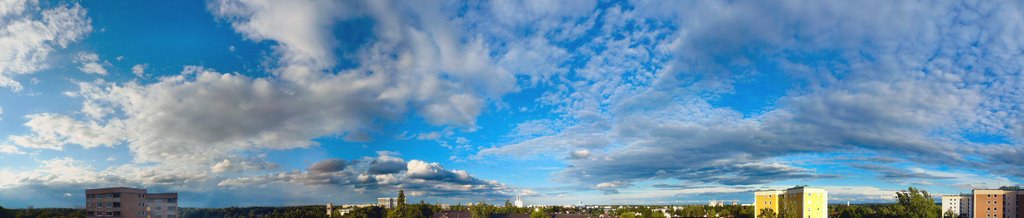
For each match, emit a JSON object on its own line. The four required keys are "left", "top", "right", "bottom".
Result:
{"left": 415, "top": 131, "right": 441, "bottom": 140}
{"left": 211, "top": 158, "right": 278, "bottom": 174}
{"left": 0, "top": 0, "right": 92, "bottom": 90}
{"left": 0, "top": 157, "right": 106, "bottom": 188}
{"left": 569, "top": 149, "right": 590, "bottom": 159}
{"left": 477, "top": 0, "right": 1024, "bottom": 193}
{"left": 131, "top": 63, "right": 147, "bottom": 77}
{"left": 8, "top": 113, "right": 123, "bottom": 150}
{"left": 210, "top": 0, "right": 517, "bottom": 128}
{"left": 217, "top": 153, "right": 515, "bottom": 199}
{"left": 0, "top": 144, "right": 24, "bottom": 155}
{"left": 74, "top": 52, "right": 108, "bottom": 75}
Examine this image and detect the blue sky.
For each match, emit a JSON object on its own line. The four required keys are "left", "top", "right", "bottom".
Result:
{"left": 1, "top": 0, "right": 1023, "bottom": 208}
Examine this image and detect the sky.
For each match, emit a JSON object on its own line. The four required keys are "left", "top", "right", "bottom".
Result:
{"left": 0, "top": 0, "right": 1023, "bottom": 208}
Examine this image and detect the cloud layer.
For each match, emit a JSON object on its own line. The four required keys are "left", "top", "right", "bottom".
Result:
{"left": 1, "top": 0, "right": 1023, "bottom": 206}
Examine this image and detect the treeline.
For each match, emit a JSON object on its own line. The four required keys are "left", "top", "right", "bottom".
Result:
{"left": 0, "top": 206, "right": 84, "bottom": 218}
{"left": 829, "top": 187, "right": 941, "bottom": 218}
{"left": 0, "top": 186, "right": 948, "bottom": 218}
{"left": 614, "top": 205, "right": 754, "bottom": 218}
{"left": 180, "top": 205, "right": 328, "bottom": 218}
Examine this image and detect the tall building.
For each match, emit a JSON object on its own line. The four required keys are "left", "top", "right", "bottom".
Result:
{"left": 146, "top": 193, "right": 178, "bottom": 218}
{"left": 514, "top": 195, "right": 524, "bottom": 207}
{"left": 942, "top": 194, "right": 972, "bottom": 217}
{"left": 85, "top": 187, "right": 178, "bottom": 218}
{"left": 941, "top": 188, "right": 1024, "bottom": 218}
{"left": 972, "top": 189, "right": 1023, "bottom": 218}
{"left": 753, "top": 186, "right": 828, "bottom": 218}
{"left": 755, "top": 190, "right": 783, "bottom": 218}
{"left": 378, "top": 197, "right": 404, "bottom": 209}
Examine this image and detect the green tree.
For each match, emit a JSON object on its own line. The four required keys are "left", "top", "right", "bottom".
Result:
{"left": 0, "top": 206, "right": 11, "bottom": 218}
{"left": 620, "top": 211, "right": 637, "bottom": 218}
{"left": 758, "top": 208, "right": 777, "bottom": 218}
{"left": 896, "top": 187, "right": 940, "bottom": 218}
{"left": 531, "top": 210, "right": 549, "bottom": 218}
{"left": 943, "top": 210, "right": 959, "bottom": 218}
{"left": 397, "top": 190, "right": 407, "bottom": 207}
{"left": 651, "top": 211, "right": 667, "bottom": 218}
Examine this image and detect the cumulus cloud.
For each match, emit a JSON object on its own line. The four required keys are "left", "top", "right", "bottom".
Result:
{"left": 0, "top": 157, "right": 110, "bottom": 189}
{"left": 131, "top": 63, "right": 146, "bottom": 77}
{"left": 211, "top": 158, "right": 279, "bottom": 174}
{"left": 210, "top": 0, "right": 518, "bottom": 129}
{"left": 0, "top": 144, "right": 24, "bottom": 155}
{"left": 8, "top": 113, "right": 123, "bottom": 150}
{"left": 569, "top": 149, "right": 589, "bottom": 159}
{"left": 367, "top": 152, "right": 407, "bottom": 175}
{"left": 307, "top": 158, "right": 347, "bottom": 174}
{"left": 74, "top": 52, "right": 108, "bottom": 75}
{"left": 0, "top": 0, "right": 92, "bottom": 91}
{"left": 218, "top": 153, "right": 513, "bottom": 199}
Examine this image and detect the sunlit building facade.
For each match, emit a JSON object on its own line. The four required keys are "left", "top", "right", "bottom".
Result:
{"left": 971, "top": 189, "right": 1024, "bottom": 218}
{"left": 86, "top": 187, "right": 178, "bottom": 218}
{"left": 942, "top": 194, "right": 973, "bottom": 217}
{"left": 753, "top": 187, "right": 828, "bottom": 218}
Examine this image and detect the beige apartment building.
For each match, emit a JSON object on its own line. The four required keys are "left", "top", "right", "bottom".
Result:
{"left": 85, "top": 187, "right": 178, "bottom": 218}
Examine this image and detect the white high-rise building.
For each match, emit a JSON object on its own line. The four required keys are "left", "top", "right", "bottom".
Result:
{"left": 941, "top": 194, "right": 971, "bottom": 217}
{"left": 514, "top": 195, "right": 525, "bottom": 207}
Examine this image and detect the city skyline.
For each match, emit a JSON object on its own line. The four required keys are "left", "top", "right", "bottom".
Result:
{"left": 1, "top": 0, "right": 1023, "bottom": 208}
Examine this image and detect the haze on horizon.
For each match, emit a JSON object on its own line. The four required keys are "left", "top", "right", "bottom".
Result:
{"left": 1, "top": 0, "right": 1022, "bottom": 208}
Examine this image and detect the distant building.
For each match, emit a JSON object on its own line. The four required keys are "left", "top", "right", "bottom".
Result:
{"left": 146, "top": 193, "right": 178, "bottom": 218}
{"left": 328, "top": 203, "right": 374, "bottom": 217}
{"left": 754, "top": 186, "right": 828, "bottom": 218}
{"left": 378, "top": 197, "right": 404, "bottom": 209}
{"left": 514, "top": 195, "right": 525, "bottom": 207}
{"left": 86, "top": 187, "right": 178, "bottom": 218}
{"left": 941, "top": 194, "right": 972, "bottom": 217}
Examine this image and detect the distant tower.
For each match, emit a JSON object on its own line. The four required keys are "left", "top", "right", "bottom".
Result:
{"left": 514, "top": 194, "right": 525, "bottom": 207}
{"left": 327, "top": 203, "right": 334, "bottom": 217}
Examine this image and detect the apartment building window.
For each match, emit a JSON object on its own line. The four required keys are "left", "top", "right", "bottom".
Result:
{"left": 106, "top": 212, "right": 113, "bottom": 216}
{"left": 112, "top": 193, "right": 120, "bottom": 198}
{"left": 112, "top": 211, "right": 120, "bottom": 216}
